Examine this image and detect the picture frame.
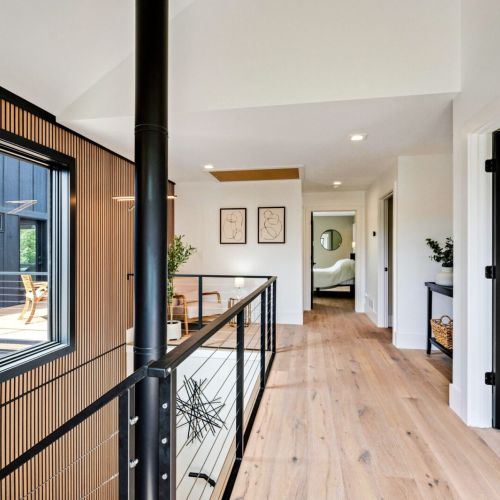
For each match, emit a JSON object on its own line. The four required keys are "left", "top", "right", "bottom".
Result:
{"left": 258, "top": 206, "right": 286, "bottom": 244}
{"left": 220, "top": 208, "right": 247, "bottom": 244}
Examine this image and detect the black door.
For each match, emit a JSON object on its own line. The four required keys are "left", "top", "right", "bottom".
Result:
{"left": 311, "top": 212, "right": 314, "bottom": 310}
{"left": 490, "top": 130, "right": 500, "bottom": 428}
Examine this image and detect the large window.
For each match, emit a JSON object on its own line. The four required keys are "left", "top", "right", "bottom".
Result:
{"left": 0, "top": 132, "right": 74, "bottom": 381}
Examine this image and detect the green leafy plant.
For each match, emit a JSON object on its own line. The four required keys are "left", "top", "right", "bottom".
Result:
{"left": 426, "top": 237, "right": 453, "bottom": 267}
{"left": 168, "top": 235, "right": 196, "bottom": 318}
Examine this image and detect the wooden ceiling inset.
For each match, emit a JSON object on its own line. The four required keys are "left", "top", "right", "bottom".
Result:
{"left": 210, "top": 167, "right": 300, "bottom": 182}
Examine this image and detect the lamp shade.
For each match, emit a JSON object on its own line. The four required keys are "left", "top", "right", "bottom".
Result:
{"left": 234, "top": 277, "right": 245, "bottom": 289}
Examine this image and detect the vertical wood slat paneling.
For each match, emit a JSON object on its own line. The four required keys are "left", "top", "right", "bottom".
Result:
{"left": 0, "top": 99, "right": 133, "bottom": 499}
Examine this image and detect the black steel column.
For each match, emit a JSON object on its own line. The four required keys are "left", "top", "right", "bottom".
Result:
{"left": 134, "top": 0, "right": 169, "bottom": 497}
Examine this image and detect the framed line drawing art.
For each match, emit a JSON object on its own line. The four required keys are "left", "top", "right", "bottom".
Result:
{"left": 220, "top": 208, "right": 247, "bottom": 244}
{"left": 258, "top": 207, "right": 285, "bottom": 244}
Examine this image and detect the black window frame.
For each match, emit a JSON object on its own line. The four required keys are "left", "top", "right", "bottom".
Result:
{"left": 0, "top": 129, "right": 76, "bottom": 382}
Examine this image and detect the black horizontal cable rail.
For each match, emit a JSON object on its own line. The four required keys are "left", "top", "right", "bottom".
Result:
{"left": 0, "top": 274, "right": 277, "bottom": 500}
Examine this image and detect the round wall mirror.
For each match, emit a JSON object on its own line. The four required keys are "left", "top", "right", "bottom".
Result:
{"left": 320, "top": 229, "right": 342, "bottom": 251}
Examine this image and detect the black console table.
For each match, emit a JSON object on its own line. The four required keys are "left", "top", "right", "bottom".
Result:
{"left": 425, "top": 282, "right": 453, "bottom": 358}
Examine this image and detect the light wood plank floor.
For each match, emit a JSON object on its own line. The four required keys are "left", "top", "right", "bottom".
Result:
{"left": 231, "top": 297, "right": 500, "bottom": 500}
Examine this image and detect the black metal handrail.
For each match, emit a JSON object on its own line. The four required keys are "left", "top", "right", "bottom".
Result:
{"left": 0, "top": 274, "right": 277, "bottom": 500}
{"left": 149, "top": 276, "right": 276, "bottom": 376}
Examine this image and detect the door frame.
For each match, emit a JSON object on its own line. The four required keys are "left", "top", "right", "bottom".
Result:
{"left": 310, "top": 212, "right": 314, "bottom": 309}
{"left": 461, "top": 131, "right": 494, "bottom": 427}
{"left": 378, "top": 193, "right": 394, "bottom": 329}
{"left": 377, "top": 192, "right": 396, "bottom": 332}
{"left": 303, "top": 201, "right": 365, "bottom": 313}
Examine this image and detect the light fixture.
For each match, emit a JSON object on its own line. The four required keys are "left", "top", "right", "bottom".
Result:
{"left": 333, "top": 181, "right": 342, "bottom": 186}
{"left": 112, "top": 196, "right": 135, "bottom": 202}
{"left": 113, "top": 195, "right": 177, "bottom": 201}
{"left": 204, "top": 164, "right": 214, "bottom": 170}
{"left": 349, "top": 133, "right": 367, "bottom": 142}
{"left": 234, "top": 277, "right": 245, "bottom": 299}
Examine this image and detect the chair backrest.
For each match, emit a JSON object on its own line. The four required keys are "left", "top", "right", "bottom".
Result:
{"left": 21, "top": 274, "right": 35, "bottom": 293}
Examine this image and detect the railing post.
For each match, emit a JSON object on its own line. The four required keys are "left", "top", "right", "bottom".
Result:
{"left": 159, "top": 370, "right": 176, "bottom": 500}
{"left": 266, "top": 286, "right": 272, "bottom": 351}
{"left": 198, "top": 275, "right": 203, "bottom": 330}
{"left": 272, "top": 280, "right": 277, "bottom": 354}
{"left": 260, "top": 291, "right": 266, "bottom": 389}
{"left": 236, "top": 310, "right": 245, "bottom": 460}
{"left": 119, "top": 389, "right": 131, "bottom": 500}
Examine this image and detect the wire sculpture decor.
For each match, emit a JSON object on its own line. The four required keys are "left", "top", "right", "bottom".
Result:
{"left": 177, "top": 376, "right": 226, "bottom": 445}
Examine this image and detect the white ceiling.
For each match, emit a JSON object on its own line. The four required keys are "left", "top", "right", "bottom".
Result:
{"left": 0, "top": 0, "right": 460, "bottom": 191}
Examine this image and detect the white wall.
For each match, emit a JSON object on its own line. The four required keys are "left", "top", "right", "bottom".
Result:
{"left": 364, "top": 156, "right": 453, "bottom": 348}
{"left": 449, "top": 0, "right": 500, "bottom": 426}
{"left": 303, "top": 191, "right": 365, "bottom": 312}
{"left": 175, "top": 180, "right": 303, "bottom": 324}
{"left": 395, "top": 155, "right": 453, "bottom": 349}
{"left": 365, "top": 165, "right": 397, "bottom": 325}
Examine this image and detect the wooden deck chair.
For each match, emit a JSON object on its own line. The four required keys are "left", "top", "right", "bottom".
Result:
{"left": 18, "top": 274, "right": 48, "bottom": 324}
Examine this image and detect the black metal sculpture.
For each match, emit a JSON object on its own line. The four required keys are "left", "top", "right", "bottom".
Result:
{"left": 177, "top": 376, "right": 226, "bottom": 444}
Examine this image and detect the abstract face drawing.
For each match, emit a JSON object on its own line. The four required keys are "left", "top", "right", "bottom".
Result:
{"left": 223, "top": 211, "right": 244, "bottom": 241}
{"left": 220, "top": 208, "right": 246, "bottom": 243}
{"left": 260, "top": 210, "right": 283, "bottom": 240}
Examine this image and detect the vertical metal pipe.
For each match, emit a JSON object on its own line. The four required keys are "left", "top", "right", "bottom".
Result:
{"left": 272, "top": 281, "right": 277, "bottom": 353}
{"left": 159, "top": 371, "right": 176, "bottom": 499}
{"left": 260, "top": 291, "right": 266, "bottom": 389}
{"left": 198, "top": 275, "right": 203, "bottom": 330}
{"left": 266, "top": 287, "right": 271, "bottom": 351}
{"left": 134, "top": 0, "right": 169, "bottom": 497}
{"left": 236, "top": 310, "right": 245, "bottom": 460}
{"left": 118, "top": 390, "right": 131, "bottom": 500}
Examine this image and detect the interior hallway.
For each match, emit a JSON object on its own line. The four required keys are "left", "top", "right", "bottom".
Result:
{"left": 231, "top": 298, "right": 500, "bottom": 499}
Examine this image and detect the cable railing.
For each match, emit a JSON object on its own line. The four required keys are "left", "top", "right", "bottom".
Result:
{"left": 0, "top": 274, "right": 277, "bottom": 500}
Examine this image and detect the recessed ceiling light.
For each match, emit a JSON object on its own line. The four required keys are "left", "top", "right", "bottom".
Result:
{"left": 349, "top": 133, "right": 367, "bottom": 142}
{"left": 204, "top": 164, "right": 214, "bottom": 170}
{"left": 333, "top": 181, "right": 342, "bottom": 186}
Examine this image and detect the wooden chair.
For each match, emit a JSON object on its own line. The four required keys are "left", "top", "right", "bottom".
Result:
{"left": 171, "top": 290, "right": 225, "bottom": 334}
{"left": 18, "top": 274, "right": 48, "bottom": 324}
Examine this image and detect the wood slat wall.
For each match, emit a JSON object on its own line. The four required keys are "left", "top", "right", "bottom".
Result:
{"left": 0, "top": 98, "right": 134, "bottom": 499}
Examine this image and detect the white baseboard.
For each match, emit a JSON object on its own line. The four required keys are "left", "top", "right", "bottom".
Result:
{"left": 449, "top": 383, "right": 466, "bottom": 422}
{"left": 394, "top": 332, "right": 426, "bottom": 350}
{"left": 278, "top": 311, "right": 303, "bottom": 325}
{"left": 366, "top": 309, "right": 378, "bottom": 326}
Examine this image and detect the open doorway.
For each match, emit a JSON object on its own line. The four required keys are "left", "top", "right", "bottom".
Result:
{"left": 311, "top": 211, "right": 356, "bottom": 309}
{"left": 382, "top": 194, "right": 394, "bottom": 328}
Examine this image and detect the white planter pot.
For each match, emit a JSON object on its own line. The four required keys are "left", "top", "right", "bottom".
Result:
{"left": 436, "top": 266, "right": 453, "bottom": 286}
{"left": 167, "top": 320, "right": 182, "bottom": 341}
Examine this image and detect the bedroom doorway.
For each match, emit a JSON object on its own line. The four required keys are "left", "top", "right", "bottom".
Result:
{"left": 381, "top": 194, "right": 394, "bottom": 328}
{"left": 311, "top": 211, "right": 356, "bottom": 310}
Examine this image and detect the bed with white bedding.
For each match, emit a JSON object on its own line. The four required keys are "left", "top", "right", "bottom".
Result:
{"left": 313, "top": 258, "right": 355, "bottom": 290}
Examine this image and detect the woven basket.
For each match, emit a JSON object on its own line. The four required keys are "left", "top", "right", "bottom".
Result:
{"left": 430, "top": 315, "right": 453, "bottom": 349}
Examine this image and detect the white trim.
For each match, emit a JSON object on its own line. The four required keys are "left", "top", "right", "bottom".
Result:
{"left": 395, "top": 332, "right": 427, "bottom": 350}
{"left": 303, "top": 194, "right": 366, "bottom": 312}
{"left": 366, "top": 308, "right": 378, "bottom": 326}
{"left": 377, "top": 192, "right": 394, "bottom": 329}
{"left": 462, "top": 132, "right": 493, "bottom": 427}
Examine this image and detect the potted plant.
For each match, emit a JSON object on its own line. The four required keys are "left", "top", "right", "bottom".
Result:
{"left": 426, "top": 237, "right": 453, "bottom": 286}
{"left": 167, "top": 235, "right": 196, "bottom": 340}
